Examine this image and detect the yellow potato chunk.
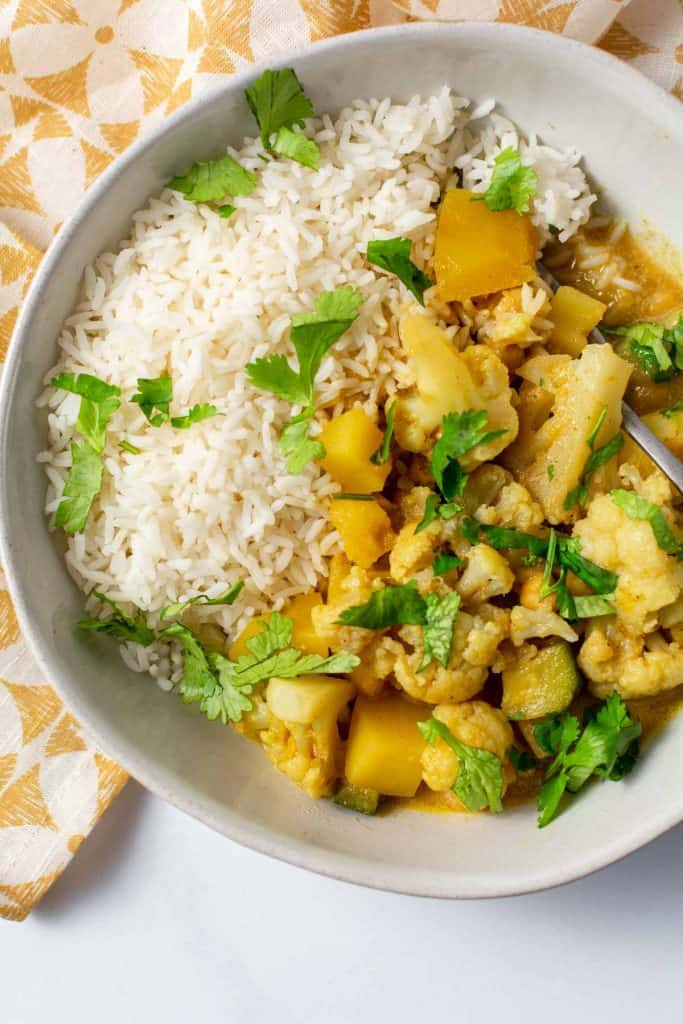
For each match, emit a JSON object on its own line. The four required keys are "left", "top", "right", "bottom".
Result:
{"left": 434, "top": 189, "right": 537, "bottom": 302}
{"left": 319, "top": 407, "right": 391, "bottom": 493}
{"left": 548, "top": 286, "right": 607, "bottom": 357}
{"left": 345, "top": 694, "right": 428, "bottom": 797}
{"left": 229, "top": 593, "right": 327, "bottom": 661}
{"left": 266, "top": 675, "right": 354, "bottom": 725}
{"left": 328, "top": 498, "right": 395, "bottom": 569}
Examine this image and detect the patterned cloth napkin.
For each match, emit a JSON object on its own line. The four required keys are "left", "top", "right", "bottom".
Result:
{"left": 0, "top": 0, "right": 680, "bottom": 921}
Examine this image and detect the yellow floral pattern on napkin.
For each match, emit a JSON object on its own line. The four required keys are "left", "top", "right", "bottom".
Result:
{"left": 0, "top": 0, "right": 680, "bottom": 920}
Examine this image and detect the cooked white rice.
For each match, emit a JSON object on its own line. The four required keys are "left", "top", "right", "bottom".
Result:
{"left": 38, "top": 87, "right": 596, "bottom": 688}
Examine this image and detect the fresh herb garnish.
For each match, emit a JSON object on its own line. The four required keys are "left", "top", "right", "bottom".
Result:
{"left": 170, "top": 403, "right": 218, "bottom": 429}
{"left": 661, "top": 400, "right": 683, "bottom": 418}
{"left": 338, "top": 581, "right": 427, "bottom": 630}
{"left": 278, "top": 408, "right": 325, "bottom": 473}
{"left": 415, "top": 493, "right": 441, "bottom": 533}
{"left": 272, "top": 125, "right": 320, "bottom": 169}
{"left": 460, "top": 518, "right": 618, "bottom": 597}
{"left": 538, "top": 528, "right": 616, "bottom": 620}
{"left": 218, "top": 204, "right": 235, "bottom": 218}
{"left": 418, "top": 716, "right": 504, "bottom": 813}
{"left": 52, "top": 372, "right": 121, "bottom": 453}
{"left": 161, "top": 612, "right": 359, "bottom": 725}
{"left": 246, "top": 287, "right": 363, "bottom": 472}
{"left": 477, "top": 147, "right": 538, "bottom": 214}
{"left": 339, "top": 582, "right": 459, "bottom": 670}
{"left": 534, "top": 694, "right": 641, "bottom": 827}
{"left": 332, "top": 493, "right": 375, "bottom": 501}
{"left": 605, "top": 315, "right": 683, "bottom": 381}
{"left": 547, "top": 463, "right": 555, "bottom": 481}
{"left": 432, "top": 410, "right": 506, "bottom": 502}
{"left": 433, "top": 552, "right": 463, "bottom": 576}
{"left": 54, "top": 440, "right": 103, "bottom": 534}
{"left": 131, "top": 376, "right": 172, "bottom": 427}
{"left": 170, "top": 155, "right": 256, "bottom": 203}
{"left": 118, "top": 439, "right": 141, "bottom": 455}
{"left": 160, "top": 580, "right": 245, "bottom": 622}
{"left": 78, "top": 592, "right": 154, "bottom": 646}
{"left": 370, "top": 400, "right": 396, "bottom": 465}
{"left": 508, "top": 746, "right": 537, "bottom": 775}
{"left": 564, "top": 405, "right": 623, "bottom": 510}
{"left": 245, "top": 68, "right": 314, "bottom": 148}
{"left": 418, "top": 591, "right": 461, "bottom": 670}
{"left": 366, "top": 237, "right": 433, "bottom": 305}
{"left": 611, "top": 489, "right": 683, "bottom": 558}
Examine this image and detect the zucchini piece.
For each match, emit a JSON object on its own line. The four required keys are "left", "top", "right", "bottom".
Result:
{"left": 333, "top": 784, "right": 379, "bottom": 815}
{"left": 502, "top": 641, "right": 580, "bottom": 720}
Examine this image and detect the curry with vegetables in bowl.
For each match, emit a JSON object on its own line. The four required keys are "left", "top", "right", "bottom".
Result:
{"left": 39, "top": 68, "right": 683, "bottom": 832}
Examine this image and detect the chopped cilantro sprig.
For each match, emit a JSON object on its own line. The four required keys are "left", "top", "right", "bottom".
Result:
{"left": 78, "top": 592, "right": 154, "bottom": 646}
{"left": 418, "top": 716, "right": 504, "bottom": 813}
{"left": 366, "top": 237, "right": 433, "bottom": 305}
{"left": 477, "top": 147, "right": 538, "bottom": 214}
{"left": 611, "top": 489, "right": 683, "bottom": 558}
{"left": 564, "top": 405, "right": 623, "bottom": 510}
{"left": 605, "top": 314, "right": 683, "bottom": 381}
{"left": 245, "top": 67, "right": 320, "bottom": 169}
{"left": 170, "top": 155, "right": 256, "bottom": 204}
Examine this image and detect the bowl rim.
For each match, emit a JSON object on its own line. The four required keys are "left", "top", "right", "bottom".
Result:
{"left": 2, "top": 19, "right": 683, "bottom": 899}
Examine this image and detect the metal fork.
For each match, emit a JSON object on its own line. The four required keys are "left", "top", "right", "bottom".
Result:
{"left": 537, "top": 263, "right": 683, "bottom": 494}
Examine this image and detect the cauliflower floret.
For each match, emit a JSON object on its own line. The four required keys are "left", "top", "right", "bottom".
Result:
{"left": 457, "top": 543, "right": 514, "bottom": 603}
{"left": 477, "top": 481, "right": 545, "bottom": 531}
{"left": 421, "top": 702, "right": 515, "bottom": 806}
{"left": 579, "top": 620, "right": 683, "bottom": 699}
{"left": 573, "top": 492, "right": 683, "bottom": 634}
{"left": 312, "top": 554, "right": 379, "bottom": 655}
{"left": 392, "top": 604, "right": 509, "bottom": 704}
{"left": 393, "top": 311, "right": 518, "bottom": 460}
{"left": 350, "top": 635, "right": 402, "bottom": 698}
{"left": 510, "top": 605, "right": 579, "bottom": 645}
{"left": 390, "top": 518, "right": 441, "bottom": 583}
{"left": 260, "top": 676, "right": 355, "bottom": 798}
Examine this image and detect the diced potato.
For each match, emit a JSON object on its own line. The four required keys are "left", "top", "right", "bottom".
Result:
{"left": 319, "top": 407, "right": 391, "bottom": 493}
{"left": 345, "top": 694, "right": 428, "bottom": 797}
{"left": 229, "top": 593, "right": 327, "bottom": 661}
{"left": 394, "top": 312, "right": 518, "bottom": 458}
{"left": 644, "top": 408, "right": 683, "bottom": 460}
{"left": 502, "top": 641, "right": 580, "bottom": 719}
{"left": 328, "top": 498, "right": 395, "bottom": 569}
{"left": 505, "top": 343, "right": 632, "bottom": 523}
{"left": 434, "top": 188, "right": 537, "bottom": 302}
{"left": 266, "top": 675, "right": 354, "bottom": 725}
{"left": 548, "top": 286, "right": 607, "bottom": 357}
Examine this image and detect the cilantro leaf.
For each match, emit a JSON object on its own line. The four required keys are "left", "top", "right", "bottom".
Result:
{"left": 278, "top": 407, "right": 325, "bottom": 473}
{"left": 272, "top": 125, "right": 320, "bottom": 169}
{"left": 118, "top": 440, "right": 141, "bottom": 455}
{"left": 439, "top": 502, "right": 462, "bottom": 520}
{"left": 131, "top": 376, "right": 173, "bottom": 427}
{"left": 338, "top": 581, "right": 427, "bottom": 629}
{"left": 245, "top": 353, "right": 310, "bottom": 405}
{"left": 418, "top": 716, "right": 504, "bottom": 813}
{"left": 170, "top": 403, "right": 218, "bottom": 429}
{"left": 611, "top": 488, "right": 683, "bottom": 558}
{"left": 564, "top": 405, "right": 623, "bottom": 510}
{"left": 414, "top": 493, "right": 441, "bottom": 534}
{"left": 77, "top": 591, "right": 154, "bottom": 646}
{"left": 606, "top": 315, "right": 683, "bottom": 381}
{"left": 169, "top": 155, "right": 256, "bottom": 202}
{"left": 478, "top": 147, "right": 538, "bottom": 214}
{"left": 203, "top": 653, "right": 255, "bottom": 723}
{"left": 508, "top": 746, "right": 537, "bottom": 775}
{"left": 571, "top": 593, "right": 616, "bottom": 618}
{"left": 418, "top": 591, "right": 460, "bottom": 670}
{"left": 246, "top": 287, "right": 363, "bottom": 407}
{"left": 370, "top": 400, "right": 396, "bottom": 465}
{"left": 290, "top": 287, "right": 363, "bottom": 400}
{"left": 52, "top": 372, "right": 121, "bottom": 453}
{"left": 230, "top": 611, "right": 359, "bottom": 687}
{"left": 332, "top": 493, "right": 374, "bottom": 501}
{"left": 219, "top": 204, "right": 235, "bottom": 218}
{"left": 54, "top": 440, "right": 103, "bottom": 534}
{"left": 160, "top": 580, "right": 245, "bottom": 621}
{"left": 433, "top": 552, "right": 462, "bottom": 576}
{"left": 245, "top": 68, "right": 314, "bottom": 149}
{"left": 366, "top": 237, "right": 433, "bottom": 305}
{"left": 534, "top": 695, "right": 641, "bottom": 827}
{"left": 662, "top": 400, "right": 683, "bottom": 418}
{"left": 556, "top": 537, "right": 618, "bottom": 594}
{"left": 547, "top": 463, "right": 555, "bottom": 481}
{"left": 431, "top": 410, "right": 506, "bottom": 501}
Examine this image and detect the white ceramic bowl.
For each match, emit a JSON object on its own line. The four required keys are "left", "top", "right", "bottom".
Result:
{"left": 2, "top": 23, "right": 682, "bottom": 898}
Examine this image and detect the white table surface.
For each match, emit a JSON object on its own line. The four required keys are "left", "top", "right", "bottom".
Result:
{"left": 2, "top": 782, "right": 682, "bottom": 1024}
